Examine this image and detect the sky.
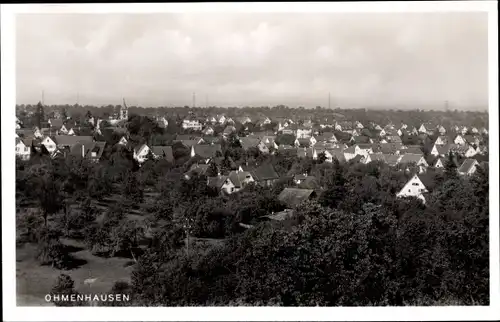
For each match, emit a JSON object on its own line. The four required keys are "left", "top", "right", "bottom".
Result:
{"left": 16, "top": 12, "right": 489, "bottom": 109}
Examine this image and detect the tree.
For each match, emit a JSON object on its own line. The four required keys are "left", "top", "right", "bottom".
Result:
{"left": 317, "top": 152, "right": 327, "bottom": 164}
{"left": 50, "top": 274, "right": 82, "bottom": 306}
{"left": 319, "top": 158, "right": 346, "bottom": 209}
{"left": 35, "top": 101, "right": 45, "bottom": 129}
{"left": 444, "top": 151, "right": 458, "bottom": 180}
{"left": 206, "top": 161, "right": 219, "bottom": 177}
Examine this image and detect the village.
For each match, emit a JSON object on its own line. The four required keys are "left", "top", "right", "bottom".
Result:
{"left": 16, "top": 101, "right": 489, "bottom": 207}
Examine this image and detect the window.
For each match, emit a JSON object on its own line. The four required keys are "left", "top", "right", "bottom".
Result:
{"left": 408, "top": 189, "right": 411, "bottom": 193}
{"left": 412, "top": 183, "right": 419, "bottom": 186}
{"left": 24, "top": 147, "right": 29, "bottom": 152}
{"left": 231, "top": 187, "right": 235, "bottom": 192}
{"left": 16, "top": 147, "right": 20, "bottom": 152}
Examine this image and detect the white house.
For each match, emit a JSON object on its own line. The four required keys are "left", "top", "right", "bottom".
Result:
{"left": 458, "top": 159, "right": 479, "bottom": 176}
{"left": 182, "top": 119, "right": 202, "bottom": 131}
{"left": 355, "top": 121, "right": 364, "bottom": 129}
{"left": 480, "top": 127, "right": 488, "bottom": 135}
{"left": 463, "top": 145, "right": 478, "bottom": 158}
{"left": 437, "top": 125, "right": 446, "bottom": 135}
{"left": 41, "top": 136, "right": 57, "bottom": 154}
{"left": 396, "top": 174, "right": 428, "bottom": 204}
{"left": 117, "top": 136, "right": 128, "bottom": 146}
{"left": 202, "top": 126, "right": 215, "bottom": 136}
{"left": 434, "top": 136, "right": 449, "bottom": 146}
{"left": 34, "top": 127, "right": 43, "bottom": 139}
{"left": 344, "top": 145, "right": 362, "bottom": 161}
{"left": 418, "top": 124, "right": 427, "bottom": 134}
{"left": 15, "top": 138, "right": 31, "bottom": 160}
{"left": 133, "top": 144, "right": 151, "bottom": 164}
{"left": 434, "top": 158, "right": 444, "bottom": 168}
{"left": 217, "top": 115, "right": 227, "bottom": 124}
{"left": 296, "top": 128, "right": 313, "bottom": 138}
{"left": 454, "top": 134, "right": 466, "bottom": 145}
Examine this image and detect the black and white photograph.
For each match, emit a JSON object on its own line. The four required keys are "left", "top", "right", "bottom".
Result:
{"left": 2, "top": 2, "right": 499, "bottom": 321}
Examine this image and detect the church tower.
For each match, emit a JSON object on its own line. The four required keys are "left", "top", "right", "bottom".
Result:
{"left": 120, "top": 98, "right": 129, "bottom": 120}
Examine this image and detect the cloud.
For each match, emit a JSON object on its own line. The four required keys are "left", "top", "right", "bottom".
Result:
{"left": 16, "top": 12, "right": 488, "bottom": 108}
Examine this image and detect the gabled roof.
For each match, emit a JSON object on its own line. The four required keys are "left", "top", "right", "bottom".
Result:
{"left": 402, "top": 146, "right": 423, "bottom": 154}
{"left": 69, "top": 141, "right": 106, "bottom": 160}
{"left": 278, "top": 188, "right": 315, "bottom": 208}
{"left": 228, "top": 170, "right": 254, "bottom": 188}
{"left": 151, "top": 146, "right": 174, "bottom": 162}
{"left": 176, "top": 139, "right": 199, "bottom": 148}
{"left": 176, "top": 134, "right": 199, "bottom": 141}
{"left": 385, "top": 155, "right": 402, "bottom": 166}
{"left": 54, "top": 135, "right": 93, "bottom": 146}
{"left": 48, "top": 119, "right": 63, "bottom": 128}
{"left": 186, "top": 163, "right": 210, "bottom": 177}
{"left": 386, "top": 135, "right": 402, "bottom": 143}
{"left": 192, "top": 144, "right": 222, "bottom": 159}
{"left": 399, "top": 153, "right": 425, "bottom": 164}
{"left": 458, "top": 158, "right": 479, "bottom": 174}
{"left": 251, "top": 163, "right": 279, "bottom": 181}
{"left": 134, "top": 143, "right": 149, "bottom": 155}
{"left": 378, "top": 142, "right": 403, "bottom": 154}
{"left": 296, "top": 138, "right": 312, "bottom": 146}
{"left": 239, "top": 137, "right": 261, "bottom": 150}
{"left": 207, "top": 175, "right": 232, "bottom": 189}
{"left": 201, "top": 136, "right": 221, "bottom": 144}
{"left": 297, "top": 148, "right": 315, "bottom": 158}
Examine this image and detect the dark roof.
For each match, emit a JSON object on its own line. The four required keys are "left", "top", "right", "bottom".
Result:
{"left": 176, "top": 139, "right": 199, "bottom": 148}
{"left": 278, "top": 188, "right": 315, "bottom": 208}
{"left": 264, "top": 209, "right": 294, "bottom": 221}
{"left": 251, "top": 163, "right": 279, "bottom": 181}
{"left": 186, "top": 163, "right": 210, "bottom": 177}
{"left": 228, "top": 170, "right": 254, "bottom": 188}
{"left": 239, "top": 137, "right": 261, "bottom": 150}
{"left": 296, "top": 138, "right": 312, "bottom": 146}
{"left": 54, "top": 135, "right": 93, "bottom": 146}
{"left": 49, "top": 119, "right": 63, "bottom": 128}
{"left": 402, "top": 146, "right": 423, "bottom": 154}
{"left": 69, "top": 141, "right": 106, "bottom": 160}
{"left": 386, "top": 135, "right": 402, "bottom": 143}
{"left": 378, "top": 143, "right": 403, "bottom": 154}
{"left": 207, "top": 176, "right": 231, "bottom": 189}
{"left": 151, "top": 146, "right": 174, "bottom": 162}
{"left": 192, "top": 144, "right": 222, "bottom": 159}
{"left": 399, "top": 153, "right": 425, "bottom": 164}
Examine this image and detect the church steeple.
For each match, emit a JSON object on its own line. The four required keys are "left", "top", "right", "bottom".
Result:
{"left": 120, "top": 98, "right": 128, "bottom": 120}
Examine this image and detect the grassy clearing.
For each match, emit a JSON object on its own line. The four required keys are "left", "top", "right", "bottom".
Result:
{"left": 16, "top": 239, "right": 134, "bottom": 306}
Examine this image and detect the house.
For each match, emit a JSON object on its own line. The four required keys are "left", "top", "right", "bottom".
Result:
{"left": 434, "top": 158, "right": 444, "bottom": 168}
{"left": 48, "top": 119, "right": 64, "bottom": 131}
{"left": 385, "top": 155, "right": 402, "bottom": 166}
{"left": 315, "top": 132, "right": 338, "bottom": 143}
{"left": 396, "top": 174, "right": 428, "bottom": 204}
{"left": 150, "top": 146, "right": 174, "bottom": 163}
{"left": 222, "top": 125, "right": 237, "bottom": 137}
{"left": 15, "top": 138, "right": 31, "bottom": 160}
{"left": 401, "top": 146, "right": 423, "bottom": 154}
{"left": 458, "top": 145, "right": 478, "bottom": 158}
{"left": 182, "top": 119, "right": 203, "bottom": 131}
{"left": 355, "top": 121, "right": 364, "bottom": 129}
{"left": 386, "top": 135, "right": 402, "bottom": 144}
{"left": 278, "top": 188, "right": 316, "bottom": 209}
{"left": 434, "top": 136, "right": 449, "bottom": 146}
{"left": 480, "top": 127, "right": 488, "bottom": 135}
{"left": 350, "top": 135, "right": 373, "bottom": 145}
{"left": 41, "top": 136, "right": 58, "bottom": 154}
{"left": 316, "top": 148, "right": 346, "bottom": 163}
{"left": 239, "top": 137, "right": 270, "bottom": 154}
{"left": 297, "top": 148, "right": 316, "bottom": 159}
{"left": 117, "top": 136, "right": 128, "bottom": 146}
{"left": 294, "top": 137, "right": 317, "bottom": 148}
{"left": 399, "top": 153, "right": 428, "bottom": 173}
{"left": 133, "top": 144, "right": 151, "bottom": 164}
{"left": 458, "top": 159, "right": 479, "bottom": 176}
{"left": 217, "top": 115, "right": 227, "bottom": 124}
{"left": 453, "top": 134, "right": 466, "bottom": 145}
{"left": 237, "top": 116, "right": 252, "bottom": 125}
{"left": 190, "top": 144, "right": 223, "bottom": 160}
{"left": 464, "top": 135, "right": 480, "bottom": 146}
{"left": 357, "top": 144, "right": 374, "bottom": 155}
{"left": 459, "top": 126, "right": 468, "bottom": 135}
{"left": 69, "top": 141, "right": 106, "bottom": 162}
{"left": 418, "top": 124, "right": 427, "bottom": 134}
{"left": 470, "top": 127, "right": 479, "bottom": 134}
{"left": 228, "top": 170, "right": 255, "bottom": 191}
{"left": 176, "top": 139, "right": 202, "bottom": 148}
{"left": 377, "top": 143, "right": 403, "bottom": 155}
{"left": 200, "top": 136, "right": 222, "bottom": 145}
{"left": 344, "top": 145, "right": 362, "bottom": 161}
{"left": 185, "top": 163, "right": 210, "bottom": 179}
{"left": 250, "top": 163, "right": 280, "bottom": 186}
{"left": 261, "top": 136, "right": 279, "bottom": 150}
{"left": 436, "top": 125, "right": 446, "bottom": 135}
{"left": 293, "top": 174, "right": 319, "bottom": 189}
{"left": 207, "top": 175, "right": 236, "bottom": 194}
{"left": 202, "top": 126, "right": 215, "bottom": 136}
{"left": 296, "top": 128, "right": 313, "bottom": 138}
